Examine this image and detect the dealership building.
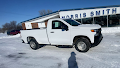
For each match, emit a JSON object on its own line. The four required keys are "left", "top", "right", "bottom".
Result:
{"left": 21, "top": 5, "right": 120, "bottom": 29}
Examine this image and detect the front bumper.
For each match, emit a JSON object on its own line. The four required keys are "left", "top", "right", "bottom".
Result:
{"left": 21, "top": 39, "right": 25, "bottom": 43}
{"left": 93, "top": 33, "right": 103, "bottom": 46}
{"left": 95, "top": 34, "right": 103, "bottom": 43}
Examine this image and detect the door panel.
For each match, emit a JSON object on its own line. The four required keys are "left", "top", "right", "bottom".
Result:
{"left": 48, "top": 20, "right": 70, "bottom": 45}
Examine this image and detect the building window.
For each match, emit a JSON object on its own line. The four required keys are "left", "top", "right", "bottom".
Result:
{"left": 108, "top": 14, "right": 120, "bottom": 27}
{"left": 82, "top": 18, "right": 93, "bottom": 24}
{"left": 94, "top": 16, "right": 107, "bottom": 27}
{"left": 76, "top": 19, "right": 82, "bottom": 24}
{"left": 75, "top": 14, "right": 120, "bottom": 27}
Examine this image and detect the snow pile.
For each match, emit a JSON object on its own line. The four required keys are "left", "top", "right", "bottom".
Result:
{"left": 0, "top": 33, "right": 7, "bottom": 37}
{"left": 0, "top": 33, "right": 3, "bottom": 34}
{"left": 102, "top": 27, "right": 120, "bottom": 33}
{"left": 0, "top": 34, "right": 20, "bottom": 39}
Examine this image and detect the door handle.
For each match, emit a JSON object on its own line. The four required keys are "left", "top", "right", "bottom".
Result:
{"left": 50, "top": 32, "right": 54, "bottom": 33}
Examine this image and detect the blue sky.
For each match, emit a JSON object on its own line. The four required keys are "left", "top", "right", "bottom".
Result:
{"left": 0, "top": 0, "right": 120, "bottom": 27}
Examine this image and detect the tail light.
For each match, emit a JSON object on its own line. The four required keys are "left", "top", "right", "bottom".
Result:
{"left": 20, "top": 31, "right": 21, "bottom": 37}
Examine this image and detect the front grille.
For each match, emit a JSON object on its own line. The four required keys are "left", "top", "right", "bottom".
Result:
{"left": 98, "top": 28, "right": 101, "bottom": 31}
{"left": 96, "top": 28, "right": 101, "bottom": 36}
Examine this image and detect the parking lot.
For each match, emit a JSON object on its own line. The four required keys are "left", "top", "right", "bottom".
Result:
{"left": 0, "top": 28, "right": 120, "bottom": 68}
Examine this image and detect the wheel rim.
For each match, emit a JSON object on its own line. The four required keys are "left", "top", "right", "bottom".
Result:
{"left": 30, "top": 41, "right": 36, "bottom": 48}
{"left": 77, "top": 41, "right": 86, "bottom": 51}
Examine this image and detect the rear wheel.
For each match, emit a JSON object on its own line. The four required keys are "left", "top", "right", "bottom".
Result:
{"left": 29, "top": 39, "right": 39, "bottom": 50}
{"left": 75, "top": 37, "right": 91, "bottom": 52}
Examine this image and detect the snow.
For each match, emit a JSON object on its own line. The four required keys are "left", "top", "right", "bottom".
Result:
{"left": 0, "top": 34, "right": 20, "bottom": 39}
{"left": 102, "top": 27, "right": 120, "bottom": 33}
{"left": 0, "top": 27, "right": 120, "bottom": 68}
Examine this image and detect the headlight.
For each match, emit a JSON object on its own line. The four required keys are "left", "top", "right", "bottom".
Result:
{"left": 91, "top": 29, "right": 98, "bottom": 32}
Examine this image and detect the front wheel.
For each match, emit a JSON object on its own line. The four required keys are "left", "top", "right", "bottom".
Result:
{"left": 29, "top": 39, "right": 39, "bottom": 50}
{"left": 75, "top": 37, "right": 91, "bottom": 52}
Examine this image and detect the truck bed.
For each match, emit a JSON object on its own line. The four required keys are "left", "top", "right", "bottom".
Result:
{"left": 20, "top": 28, "right": 50, "bottom": 44}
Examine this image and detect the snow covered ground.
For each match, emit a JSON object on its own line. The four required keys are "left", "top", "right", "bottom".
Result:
{"left": 0, "top": 27, "right": 120, "bottom": 68}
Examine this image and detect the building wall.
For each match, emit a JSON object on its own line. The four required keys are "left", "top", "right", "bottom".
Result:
{"left": 22, "top": 23, "right": 26, "bottom": 30}
{"left": 59, "top": 7, "right": 120, "bottom": 19}
{"left": 22, "top": 14, "right": 59, "bottom": 29}
{"left": 59, "top": 6, "right": 120, "bottom": 27}
{"left": 31, "top": 23, "right": 39, "bottom": 29}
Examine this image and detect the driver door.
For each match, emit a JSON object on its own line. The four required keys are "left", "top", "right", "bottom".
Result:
{"left": 48, "top": 20, "right": 71, "bottom": 45}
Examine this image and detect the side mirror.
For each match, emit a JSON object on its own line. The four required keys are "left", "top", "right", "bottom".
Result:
{"left": 61, "top": 25, "right": 68, "bottom": 31}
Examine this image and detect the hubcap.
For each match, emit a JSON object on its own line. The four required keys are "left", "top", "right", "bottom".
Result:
{"left": 77, "top": 41, "right": 86, "bottom": 51}
{"left": 30, "top": 41, "right": 36, "bottom": 48}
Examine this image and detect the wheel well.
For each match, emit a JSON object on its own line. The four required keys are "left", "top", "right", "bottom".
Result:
{"left": 27, "top": 36, "right": 35, "bottom": 44}
{"left": 73, "top": 36, "right": 91, "bottom": 44}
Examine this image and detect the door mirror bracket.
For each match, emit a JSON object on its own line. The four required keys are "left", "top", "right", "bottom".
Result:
{"left": 61, "top": 25, "right": 68, "bottom": 31}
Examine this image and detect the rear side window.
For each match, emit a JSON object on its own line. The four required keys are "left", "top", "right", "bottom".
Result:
{"left": 52, "top": 20, "right": 67, "bottom": 29}
{"left": 64, "top": 19, "right": 80, "bottom": 26}
{"left": 11, "top": 30, "right": 15, "bottom": 32}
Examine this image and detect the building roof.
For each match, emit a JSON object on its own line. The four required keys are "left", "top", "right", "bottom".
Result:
{"left": 21, "top": 5, "right": 120, "bottom": 23}
{"left": 60, "top": 5, "right": 120, "bottom": 11}
{"left": 21, "top": 11, "right": 59, "bottom": 23}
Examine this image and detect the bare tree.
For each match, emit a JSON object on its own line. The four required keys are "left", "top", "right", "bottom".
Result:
{"left": 0, "top": 27, "right": 2, "bottom": 33}
{"left": 9, "top": 21, "right": 17, "bottom": 30}
{"left": 1, "top": 21, "right": 22, "bottom": 33}
{"left": 16, "top": 23, "right": 22, "bottom": 30}
{"left": 39, "top": 10, "right": 52, "bottom": 16}
{"left": 2, "top": 23, "right": 10, "bottom": 32}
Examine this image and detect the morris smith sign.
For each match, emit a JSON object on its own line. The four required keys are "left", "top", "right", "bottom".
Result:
{"left": 59, "top": 7, "right": 120, "bottom": 19}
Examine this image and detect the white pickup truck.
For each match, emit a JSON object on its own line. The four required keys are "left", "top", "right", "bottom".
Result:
{"left": 20, "top": 18, "right": 103, "bottom": 52}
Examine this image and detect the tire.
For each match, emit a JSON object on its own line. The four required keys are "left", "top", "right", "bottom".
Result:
{"left": 29, "top": 39, "right": 39, "bottom": 50}
{"left": 75, "top": 37, "right": 91, "bottom": 52}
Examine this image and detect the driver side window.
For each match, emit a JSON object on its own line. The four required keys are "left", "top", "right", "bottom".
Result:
{"left": 52, "top": 20, "right": 66, "bottom": 29}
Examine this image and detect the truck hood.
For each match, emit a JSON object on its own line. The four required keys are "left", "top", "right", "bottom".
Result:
{"left": 77, "top": 24, "right": 101, "bottom": 29}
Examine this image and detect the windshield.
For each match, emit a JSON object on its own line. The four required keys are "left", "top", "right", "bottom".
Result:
{"left": 64, "top": 19, "right": 81, "bottom": 26}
